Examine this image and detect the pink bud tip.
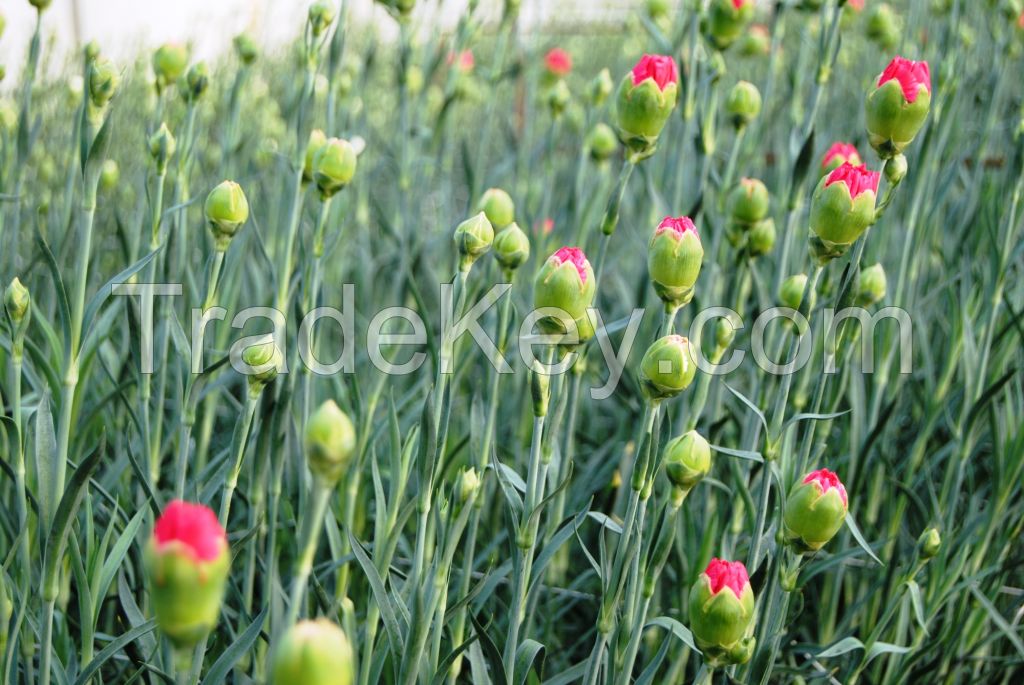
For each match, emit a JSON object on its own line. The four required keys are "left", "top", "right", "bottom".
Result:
{"left": 544, "top": 48, "right": 572, "bottom": 76}
{"left": 822, "top": 142, "right": 862, "bottom": 170}
{"left": 877, "top": 56, "right": 931, "bottom": 103}
{"left": 552, "top": 246, "right": 589, "bottom": 283}
{"left": 656, "top": 216, "right": 698, "bottom": 237}
{"left": 825, "top": 162, "right": 880, "bottom": 198}
{"left": 154, "top": 500, "right": 227, "bottom": 562}
{"left": 631, "top": 54, "right": 678, "bottom": 91}
{"left": 448, "top": 50, "right": 474, "bottom": 72}
{"left": 542, "top": 218, "right": 555, "bottom": 235}
{"left": 705, "top": 558, "right": 750, "bottom": 596}
{"left": 803, "top": 468, "right": 848, "bottom": 506}
{"left": 848, "top": 0, "right": 864, "bottom": 10}
{"left": 732, "top": 0, "right": 751, "bottom": 8}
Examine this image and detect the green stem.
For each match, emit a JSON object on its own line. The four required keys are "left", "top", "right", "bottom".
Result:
{"left": 218, "top": 390, "right": 261, "bottom": 526}
{"left": 285, "top": 481, "right": 333, "bottom": 628}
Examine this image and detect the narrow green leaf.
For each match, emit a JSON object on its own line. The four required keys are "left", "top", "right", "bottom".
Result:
{"left": 73, "top": 620, "right": 157, "bottom": 685}
{"left": 865, "top": 641, "right": 911, "bottom": 663}
{"left": 200, "top": 607, "right": 269, "bottom": 685}
{"left": 817, "top": 636, "right": 864, "bottom": 658}
{"left": 844, "top": 513, "right": 883, "bottom": 565}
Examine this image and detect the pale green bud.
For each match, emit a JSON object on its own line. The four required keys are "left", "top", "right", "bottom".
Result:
{"left": 639, "top": 335, "right": 697, "bottom": 400}
{"left": 304, "top": 400, "right": 357, "bottom": 486}
{"left": 204, "top": 181, "right": 250, "bottom": 250}
{"left": 313, "top": 137, "right": 358, "bottom": 198}
{"left": 477, "top": 188, "right": 515, "bottom": 229}
{"left": 492, "top": 223, "right": 531, "bottom": 272}
{"left": 663, "top": 430, "right": 712, "bottom": 490}
{"left": 271, "top": 619, "right": 355, "bottom": 685}
{"left": 725, "top": 81, "right": 761, "bottom": 128}
{"left": 454, "top": 212, "right": 495, "bottom": 269}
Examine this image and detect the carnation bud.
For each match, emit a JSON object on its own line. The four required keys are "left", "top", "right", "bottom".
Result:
{"left": 234, "top": 33, "right": 259, "bottom": 65}
{"left": 616, "top": 55, "right": 678, "bottom": 156}
{"left": 205, "top": 181, "right": 249, "bottom": 250}
{"left": 544, "top": 48, "right": 572, "bottom": 78}
{"left": 866, "top": 4, "right": 900, "bottom": 50}
{"left": 715, "top": 318, "right": 736, "bottom": 349}
{"left": 784, "top": 469, "right": 848, "bottom": 552}
{"left": 530, "top": 361, "right": 551, "bottom": 417}
{"left": 808, "top": 163, "right": 880, "bottom": 263}
{"left": 84, "top": 41, "right": 101, "bottom": 63}
{"left": 89, "top": 58, "right": 119, "bottom": 109}
{"left": 855, "top": 263, "right": 887, "bottom": 306}
{"left": 313, "top": 137, "right": 358, "bottom": 198}
{"left": 646, "top": 0, "right": 670, "bottom": 20}
{"left": 477, "top": 188, "right": 515, "bottom": 229}
{"left": 303, "top": 129, "right": 328, "bottom": 183}
{"left": 492, "top": 222, "right": 531, "bottom": 272}
{"left": 707, "top": 0, "right": 755, "bottom": 50}
{"left": 99, "top": 159, "right": 119, "bottom": 192}
{"left": 240, "top": 338, "right": 283, "bottom": 391}
{"left": 648, "top": 216, "right": 703, "bottom": 306}
{"left": 144, "top": 501, "right": 230, "bottom": 649}
{"left": 821, "top": 142, "right": 862, "bottom": 175}
{"left": 453, "top": 212, "right": 495, "bottom": 270}
{"left": 457, "top": 468, "right": 481, "bottom": 503}
{"left": 547, "top": 79, "right": 571, "bottom": 116}
{"left": 725, "top": 81, "right": 761, "bottom": 128}
{"left": 534, "top": 247, "right": 596, "bottom": 336}
{"left": 587, "top": 123, "right": 619, "bottom": 162}
{"left": 152, "top": 43, "right": 189, "bottom": 92}
{"left": 639, "top": 335, "right": 697, "bottom": 401}
{"left": 884, "top": 153, "right": 908, "bottom": 185}
{"left": 271, "top": 619, "right": 355, "bottom": 685}
{"left": 747, "top": 218, "right": 776, "bottom": 256}
{"left": 589, "top": 68, "right": 614, "bottom": 106}
{"left": 689, "top": 559, "right": 755, "bottom": 662}
{"left": 778, "top": 274, "right": 807, "bottom": 310}
{"left": 918, "top": 527, "right": 941, "bottom": 559}
{"left": 728, "top": 178, "right": 770, "bottom": 226}
{"left": 304, "top": 400, "right": 357, "bottom": 486}
{"left": 182, "top": 61, "right": 210, "bottom": 103}
{"left": 29, "top": 0, "right": 52, "bottom": 11}
{"left": 866, "top": 57, "right": 931, "bottom": 158}
{"left": 663, "top": 430, "right": 712, "bottom": 491}
{"left": 4, "top": 277, "right": 31, "bottom": 328}
{"left": 739, "top": 24, "right": 771, "bottom": 57}
{"left": 149, "top": 123, "right": 177, "bottom": 174}
{"left": 308, "top": 1, "right": 336, "bottom": 37}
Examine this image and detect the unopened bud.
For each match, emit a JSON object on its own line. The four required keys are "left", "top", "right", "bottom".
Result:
{"left": 725, "top": 81, "right": 761, "bottom": 128}
{"left": 100, "top": 159, "right": 119, "bottom": 192}
{"left": 918, "top": 527, "right": 941, "bottom": 559}
{"left": 234, "top": 33, "right": 259, "bottom": 66}
{"left": 89, "top": 58, "right": 119, "bottom": 109}
{"left": 308, "top": 1, "right": 336, "bottom": 37}
{"left": 454, "top": 212, "right": 495, "bottom": 269}
{"left": 589, "top": 68, "right": 614, "bottom": 106}
{"left": 587, "top": 122, "right": 619, "bottom": 162}
{"left": 149, "top": 122, "right": 176, "bottom": 173}
{"left": 204, "top": 181, "right": 249, "bottom": 250}
{"left": 240, "top": 338, "right": 283, "bottom": 391}
{"left": 639, "top": 335, "right": 697, "bottom": 401}
{"left": 663, "top": 430, "right": 712, "bottom": 491}
{"left": 492, "top": 222, "right": 531, "bottom": 272}
{"left": 182, "top": 61, "right": 209, "bottom": 103}
{"left": 152, "top": 43, "right": 189, "bottom": 92}
{"left": 271, "top": 619, "right": 355, "bottom": 685}
{"left": 747, "top": 218, "right": 776, "bottom": 257}
{"left": 5, "top": 277, "right": 31, "bottom": 328}
{"left": 855, "top": 263, "right": 887, "bottom": 307}
{"left": 313, "top": 137, "right": 358, "bottom": 198}
{"left": 457, "top": 467, "right": 481, "bottom": 503}
{"left": 778, "top": 274, "right": 808, "bottom": 311}
{"left": 477, "top": 188, "right": 515, "bottom": 229}
{"left": 884, "top": 153, "right": 908, "bottom": 185}
{"left": 304, "top": 400, "right": 357, "bottom": 486}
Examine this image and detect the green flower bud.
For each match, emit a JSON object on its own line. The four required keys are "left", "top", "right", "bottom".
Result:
{"left": 784, "top": 469, "right": 848, "bottom": 552}
{"left": 715, "top": 318, "right": 736, "bottom": 349}
{"left": 454, "top": 212, "right": 495, "bottom": 269}
{"left": 83, "top": 40, "right": 101, "bottom": 63}
{"left": 747, "top": 218, "right": 776, "bottom": 257}
{"left": 739, "top": 24, "right": 771, "bottom": 57}
{"left": 866, "top": 57, "right": 931, "bottom": 158}
{"left": 648, "top": 216, "right": 703, "bottom": 306}
{"left": 778, "top": 274, "right": 807, "bottom": 310}
{"left": 308, "top": 1, "right": 336, "bottom": 37}
{"left": 241, "top": 338, "right": 283, "bottom": 390}
{"left": 492, "top": 222, "right": 531, "bottom": 272}
{"left": 663, "top": 430, "right": 712, "bottom": 491}
{"left": 918, "top": 527, "right": 941, "bottom": 560}
{"left": 646, "top": 0, "right": 670, "bottom": 19}
{"left": 477, "top": 188, "right": 515, "bottom": 229}
{"left": 89, "top": 58, "right": 119, "bottom": 109}
{"left": 271, "top": 619, "right": 355, "bottom": 685}
{"left": 728, "top": 178, "right": 770, "bottom": 225}
{"left": 689, "top": 559, "right": 755, "bottom": 660}
{"left": 149, "top": 122, "right": 177, "bottom": 174}
{"left": 725, "top": 80, "right": 761, "bottom": 128}
{"left": 866, "top": 3, "right": 900, "bottom": 50}
{"left": 855, "top": 263, "right": 887, "bottom": 306}
{"left": 304, "top": 400, "right": 357, "bottom": 486}
{"left": 884, "top": 153, "right": 908, "bottom": 185}
{"left": 204, "top": 181, "right": 250, "bottom": 250}
{"left": 29, "top": 0, "right": 53, "bottom": 11}
{"left": 589, "top": 68, "right": 614, "bottom": 106}
{"left": 616, "top": 55, "right": 678, "bottom": 155}
{"left": 534, "top": 247, "right": 596, "bottom": 335}
{"left": 707, "top": 0, "right": 755, "bottom": 50}
{"left": 99, "top": 159, "right": 119, "bottom": 192}
{"left": 808, "top": 164, "right": 878, "bottom": 263}
{"left": 313, "top": 137, "right": 358, "bottom": 198}
{"left": 182, "top": 61, "right": 209, "bottom": 103}
{"left": 145, "top": 501, "right": 230, "bottom": 649}
{"left": 727, "top": 637, "right": 756, "bottom": 666}
{"left": 457, "top": 468, "right": 481, "bottom": 504}
{"left": 234, "top": 33, "right": 259, "bottom": 65}
{"left": 587, "top": 122, "right": 619, "bottom": 162}
{"left": 152, "top": 43, "right": 189, "bottom": 92}
{"left": 303, "top": 129, "right": 328, "bottom": 183}
{"left": 5, "top": 277, "right": 31, "bottom": 328}
{"left": 531, "top": 360, "right": 550, "bottom": 417}
{"left": 639, "top": 335, "right": 697, "bottom": 400}
{"left": 547, "top": 79, "right": 571, "bottom": 116}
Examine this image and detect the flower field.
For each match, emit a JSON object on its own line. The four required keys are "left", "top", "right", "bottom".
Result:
{"left": 0, "top": 0, "right": 1022, "bottom": 683}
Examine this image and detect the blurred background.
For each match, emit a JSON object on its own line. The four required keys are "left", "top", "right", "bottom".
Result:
{"left": 1, "top": 0, "right": 668, "bottom": 77}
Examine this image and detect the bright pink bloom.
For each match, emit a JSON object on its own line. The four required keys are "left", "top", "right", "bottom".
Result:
{"left": 154, "top": 500, "right": 227, "bottom": 562}
{"left": 656, "top": 216, "right": 698, "bottom": 237}
{"left": 822, "top": 142, "right": 862, "bottom": 169}
{"left": 704, "top": 558, "right": 750, "bottom": 596}
{"left": 448, "top": 50, "right": 474, "bottom": 73}
{"left": 1018, "top": 11, "right": 1023, "bottom": 29}
{"left": 848, "top": 0, "right": 864, "bottom": 10}
{"left": 544, "top": 48, "right": 572, "bottom": 76}
{"left": 732, "top": 0, "right": 751, "bottom": 8}
{"left": 552, "top": 246, "right": 589, "bottom": 283}
{"left": 825, "top": 162, "right": 880, "bottom": 198}
{"left": 877, "top": 56, "right": 931, "bottom": 103}
{"left": 803, "top": 468, "right": 848, "bottom": 506}
{"left": 631, "top": 54, "right": 678, "bottom": 91}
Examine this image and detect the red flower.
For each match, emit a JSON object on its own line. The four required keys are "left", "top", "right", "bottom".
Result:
{"left": 803, "top": 468, "right": 848, "bottom": 506}
{"left": 704, "top": 558, "right": 750, "bottom": 597}
{"left": 822, "top": 142, "right": 862, "bottom": 169}
{"left": 825, "top": 162, "right": 880, "bottom": 198}
{"left": 552, "top": 246, "right": 589, "bottom": 283}
{"left": 631, "top": 54, "right": 678, "bottom": 91}
{"left": 848, "top": 0, "right": 864, "bottom": 10}
{"left": 544, "top": 48, "right": 572, "bottom": 76}
{"left": 732, "top": 0, "right": 752, "bottom": 8}
{"left": 154, "top": 500, "right": 227, "bottom": 562}
{"left": 877, "top": 56, "right": 931, "bottom": 103}
{"left": 448, "top": 50, "right": 474, "bottom": 73}
{"left": 656, "top": 216, "right": 698, "bottom": 237}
